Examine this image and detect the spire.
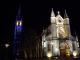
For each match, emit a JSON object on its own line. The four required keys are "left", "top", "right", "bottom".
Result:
{"left": 42, "top": 27, "right": 45, "bottom": 34}
{"left": 17, "top": 3, "right": 22, "bottom": 20}
{"left": 43, "top": 27, "right": 44, "bottom": 32}
{"left": 75, "top": 30, "right": 78, "bottom": 41}
{"left": 18, "top": 4, "right": 21, "bottom": 16}
{"left": 75, "top": 30, "right": 77, "bottom": 36}
{"left": 51, "top": 8, "right": 55, "bottom": 17}
{"left": 64, "top": 10, "right": 68, "bottom": 18}
{"left": 76, "top": 35, "right": 78, "bottom": 41}
{"left": 57, "top": 11, "right": 60, "bottom": 15}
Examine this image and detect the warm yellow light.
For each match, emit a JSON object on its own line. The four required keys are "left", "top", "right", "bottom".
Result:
{"left": 5, "top": 44, "right": 9, "bottom": 48}
{"left": 16, "top": 21, "right": 22, "bottom": 26}
{"left": 73, "top": 51, "right": 77, "bottom": 56}
{"left": 20, "top": 21, "right": 22, "bottom": 26}
{"left": 46, "top": 52, "right": 52, "bottom": 58}
{"left": 16, "top": 22, "right": 18, "bottom": 26}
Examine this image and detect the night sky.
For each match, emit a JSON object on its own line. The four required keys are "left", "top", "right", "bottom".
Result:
{"left": 1, "top": 0, "right": 80, "bottom": 56}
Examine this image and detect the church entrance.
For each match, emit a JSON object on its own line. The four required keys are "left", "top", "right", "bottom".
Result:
{"left": 60, "top": 42, "right": 70, "bottom": 57}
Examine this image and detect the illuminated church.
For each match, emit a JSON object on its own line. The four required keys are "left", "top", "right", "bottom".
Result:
{"left": 42, "top": 8, "right": 80, "bottom": 57}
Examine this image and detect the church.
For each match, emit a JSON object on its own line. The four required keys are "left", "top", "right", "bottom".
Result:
{"left": 42, "top": 8, "right": 80, "bottom": 57}
{"left": 13, "top": 5, "right": 80, "bottom": 58}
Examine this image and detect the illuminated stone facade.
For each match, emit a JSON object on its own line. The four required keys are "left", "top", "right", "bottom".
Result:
{"left": 42, "top": 8, "right": 80, "bottom": 57}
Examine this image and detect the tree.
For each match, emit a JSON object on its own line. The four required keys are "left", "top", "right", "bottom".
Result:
{"left": 22, "top": 27, "right": 37, "bottom": 58}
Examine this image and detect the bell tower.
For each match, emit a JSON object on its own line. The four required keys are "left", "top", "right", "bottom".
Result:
{"left": 13, "top": 4, "right": 23, "bottom": 58}
{"left": 50, "top": 8, "right": 57, "bottom": 39}
{"left": 64, "top": 10, "right": 71, "bottom": 38}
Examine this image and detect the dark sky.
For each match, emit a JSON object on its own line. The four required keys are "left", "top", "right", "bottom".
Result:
{"left": 1, "top": 0, "right": 80, "bottom": 55}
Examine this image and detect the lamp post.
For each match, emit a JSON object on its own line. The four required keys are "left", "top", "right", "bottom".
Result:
{"left": 5, "top": 44, "right": 9, "bottom": 59}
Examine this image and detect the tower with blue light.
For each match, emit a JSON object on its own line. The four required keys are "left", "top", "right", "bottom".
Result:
{"left": 13, "top": 5, "right": 22, "bottom": 58}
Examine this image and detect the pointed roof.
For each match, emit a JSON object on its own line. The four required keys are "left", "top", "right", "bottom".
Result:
{"left": 75, "top": 30, "right": 78, "bottom": 41}
{"left": 56, "top": 11, "right": 63, "bottom": 20}
{"left": 75, "top": 30, "right": 77, "bottom": 36}
{"left": 18, "top": 4, "right": 21, "bottom": 16}
{"left": 76, "top": 35, "right": 78, "bottom": 41}
{"left": 43, "top": 27, "right": 45, "bottom": 32}
{"left": 51, "top": 8, "right": 55, "bottom": 17}
{"left": 64, "top": 10, "right": 68, "bottom": 18}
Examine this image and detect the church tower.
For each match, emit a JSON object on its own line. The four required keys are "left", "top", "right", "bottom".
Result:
{"left": 13, "top": 5, "right": 23, "bottom": 58}
{"left": 42, "top": 8, "right": 80, "bottom": 57}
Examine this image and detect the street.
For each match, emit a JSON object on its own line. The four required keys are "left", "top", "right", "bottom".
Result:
{"left": 6, "top": 56, "right": 80, "bottom": 60}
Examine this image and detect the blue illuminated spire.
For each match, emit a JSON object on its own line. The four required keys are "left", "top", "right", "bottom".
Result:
{"left": 13, "top": 3, "right": 22, "bottom": 56}
{"left": 17, "top": 3, "right": 21, "bottom": 20}
{"left": 18, "top": 4, "right": 21, "bottom": 16}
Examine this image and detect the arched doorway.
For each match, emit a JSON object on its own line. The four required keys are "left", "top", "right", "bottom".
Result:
{"left": 60, "top": 42, "right": 70, "bottom": 57}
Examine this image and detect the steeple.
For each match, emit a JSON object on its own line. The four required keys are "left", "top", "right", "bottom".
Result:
{"left": 75, "top": 30, "right": 78, "bottom": 41}
{"left": 51, "top": 8, "right": 55, "bottom": 17}
{"left": 43, "top": 27, "right": 45, "bottom": 33}
{"left": 18, "top": 4, "right": 21, "bottom": 16}
{"left": 64, "top": 10, "right": 68, "bottom": 18}
{"left": 16, "top": 3, "right": 21, "bottom": 20}
{"left": 76, "top": 35, "right": 78, "bottom": 41}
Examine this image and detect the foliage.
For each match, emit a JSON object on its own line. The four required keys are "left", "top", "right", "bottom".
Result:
{"left": 22, "top": 28, "right": 37, "bottom": 51}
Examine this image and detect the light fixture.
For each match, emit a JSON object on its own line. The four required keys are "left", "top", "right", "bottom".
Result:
{"left": 46, "top": 51, "right": 52, "bottom": 59}
{"left": 20, "top": 21, "right": 22, "bottom": 26}
{"left": 73, "top": 51, "right": 77, "bottom": 57}
{"left": 5, "top": 44, "right": 9, "bottom": 59}
{"left": 5, "top": 44, "right": 9, "bottom": 48}
{"left": 16, "top": 21, "right": 18, "bottom": 26}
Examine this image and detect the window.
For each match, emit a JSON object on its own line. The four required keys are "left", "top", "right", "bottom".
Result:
{"left": 16, "top": 21, "right": 22, "bottom": 26}
{"left": 44, "top": 41, "right": 46, "bottom": 47}
{"left": 58, "top": 20, "right": 61, "bottom": 22}
{"left": 47, "top": 44, "right": 51, "bottom": 51}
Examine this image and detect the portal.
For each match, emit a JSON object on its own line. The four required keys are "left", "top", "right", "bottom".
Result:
{"left": 60, "top": 42, "right": 70, "bottom": 57}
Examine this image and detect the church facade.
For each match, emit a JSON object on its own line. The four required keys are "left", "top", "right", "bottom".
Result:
{"left": 42, "top": 8, "right": 79, "bottom": 57}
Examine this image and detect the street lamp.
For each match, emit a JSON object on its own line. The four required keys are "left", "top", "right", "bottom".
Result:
{"left": 46, "top": 51, "right": 52, "bottom": 59}
{"left": 5, "top": 44, "right": 9, "bottom": 59}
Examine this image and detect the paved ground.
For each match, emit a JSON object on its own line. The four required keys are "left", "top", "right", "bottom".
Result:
{"left": 14, "top": 58, "right": 80, "bottom": 60}
{"left": 3, "top": 56, "right": 80, "bottom": 60}
{"left": 25, "top": 58, "right": 79, "bottom": 60}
